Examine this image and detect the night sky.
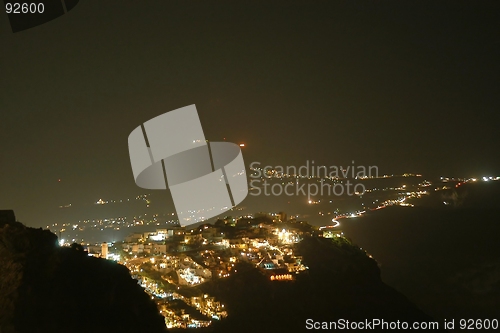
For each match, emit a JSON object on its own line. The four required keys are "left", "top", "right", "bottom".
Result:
{"left": 1, "top": 1, "right": 499, "bottom": 227}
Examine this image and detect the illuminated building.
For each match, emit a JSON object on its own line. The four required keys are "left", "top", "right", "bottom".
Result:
{"left": 101, "top": 242, "right": 108, "bottom": 259}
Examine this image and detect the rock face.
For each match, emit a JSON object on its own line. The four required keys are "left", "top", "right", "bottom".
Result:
{"left": 0, "top": 220, "right": 168, "bottom": 333}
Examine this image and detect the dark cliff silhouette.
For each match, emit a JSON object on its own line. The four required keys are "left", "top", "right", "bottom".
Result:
{"left": 0, "top": 217, "right": 167, "bottom": 333}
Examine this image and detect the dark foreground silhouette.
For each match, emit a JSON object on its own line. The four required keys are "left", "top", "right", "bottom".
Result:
{"left": 0, "top": 218, "right": 167, "bottom": 333}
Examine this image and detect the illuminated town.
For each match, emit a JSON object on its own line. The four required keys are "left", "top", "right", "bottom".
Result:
{"left": 50, "top": 174, "right": 500, "bottom": 329}
{"left": 73, "top": 213, "right": 315, "bottom": 329}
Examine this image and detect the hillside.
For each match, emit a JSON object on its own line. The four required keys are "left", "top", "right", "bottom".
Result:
{"left": 0, "top": 219, "right": 168, "bottom": 333}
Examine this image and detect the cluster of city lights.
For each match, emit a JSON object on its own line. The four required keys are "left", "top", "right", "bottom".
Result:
{"left": 270, "top": 274, "right": 293, "bottom": 281}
